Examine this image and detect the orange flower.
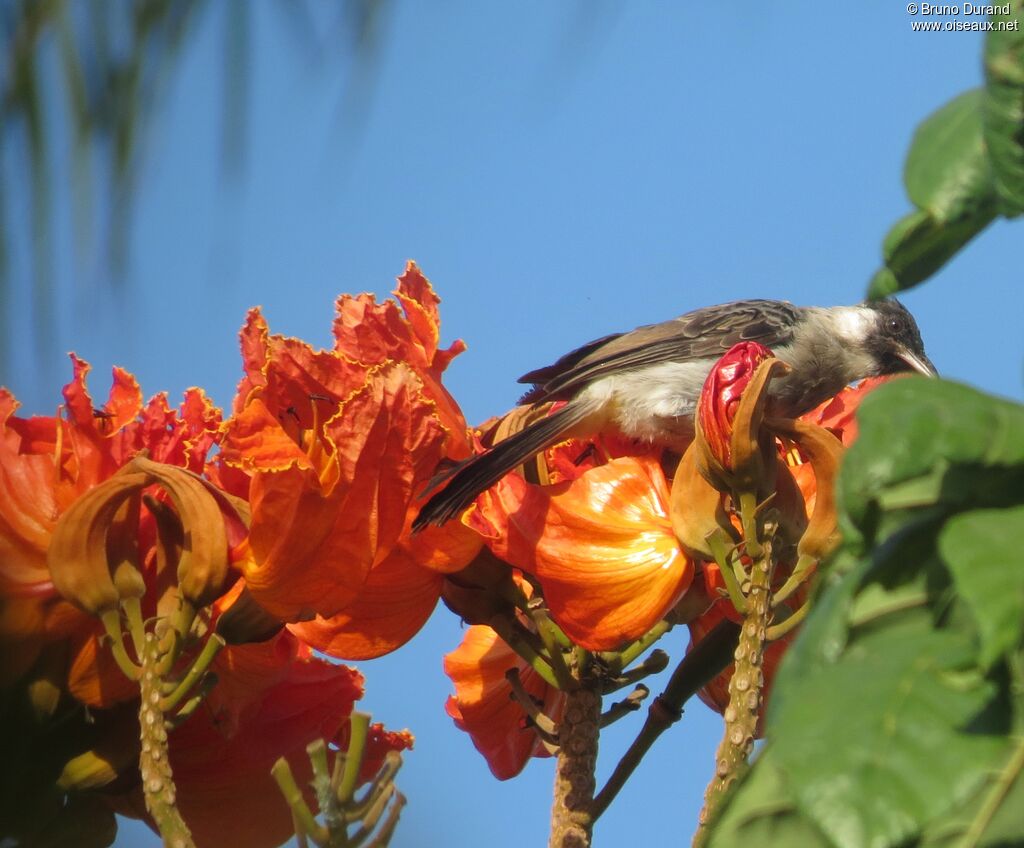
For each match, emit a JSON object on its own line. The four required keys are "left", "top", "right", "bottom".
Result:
{"left": 469, "top": 455, "right": 693, "bottom": 651}
{"left": 444, "top": 624, "right": 565, "bottom": 780}
{"left": 783, "top": 376, "right": 892, "bottom": 523}
{"left": 222, "top": 265, "right": 480, "bottom": 656}
{"left": 802, "top": 375, "right": 892, "bottom": 446}
{"left": 108, "top": 630, "right": 409, "bottom": 848}
{"left": 0, "top": 360, "right": 223, "bottom": 698}
{"left": 334, "top": 262, "right": 470, "bottom": 457}
{"left": 286, "top": 544, "right": 444, "bottom": 660}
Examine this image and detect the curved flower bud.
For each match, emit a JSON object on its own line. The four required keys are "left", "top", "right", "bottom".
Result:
{"left": 47, "top": 472, "right": 151, "bottom": 618}
{"left": 669, "top": 443, "right": 738, "bottom": 561}
{"left": 695, "top": 343, "right": 790, "bottom": 494}
{"left": 126, "top": 456, "right": 230, "bottom": 609}
{"left": 767, "top": 417, "right": 844, "bottom": 560}
{"left": 697, "top": 342, "right": 773, "bottom": 469}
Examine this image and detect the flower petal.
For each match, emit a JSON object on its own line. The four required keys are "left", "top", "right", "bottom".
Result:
{"left": 472, "top": 456, "right": 693, "bottom": 651}
{"left": 288, "top": 546, "right": 444, "bottom": 660}
{"left": 444, "top": 624, "right": 564, "bottom": 780}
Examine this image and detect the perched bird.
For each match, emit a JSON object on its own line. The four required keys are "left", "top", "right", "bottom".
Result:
{"left": 413, "top": 298, "right": 934, "bottom": 530}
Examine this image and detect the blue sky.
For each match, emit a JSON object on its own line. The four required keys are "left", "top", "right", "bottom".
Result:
{"left": 5, "top": 3, "right": 1022, "bottom": 847}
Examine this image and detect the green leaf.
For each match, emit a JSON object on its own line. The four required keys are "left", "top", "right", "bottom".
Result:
{"left": 837, "top": 379, "right": 1024, "bottom": 549}
{"left": 868, "top": 205, "right": 996, "bottom": 299}
{"left": 983, "top": 1, "right": 1024, "bottom": 217}
{"left": 705, "top": 759, "right": 832, "bottom": 848}
{"left": 921, "top": 735, "right": 1024, "bottom": 847}
{"left": 709, "top": 600, "right": 1006, "bottom": 848}
{"left": 868, "top": 90, "right": 999, "bottom": 297}
{"left": 706, "top": 382, "right": 1024, "bottom": 848}
{"left": 939, "top": 506, "right": 1024, "bottom": 669}
{"left": 904, "top": 90, "right": 994, "bottom": 217}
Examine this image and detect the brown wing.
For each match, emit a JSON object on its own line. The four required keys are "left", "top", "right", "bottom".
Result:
{"left": 518, "top": 299, "right": 801, "bottom": 402}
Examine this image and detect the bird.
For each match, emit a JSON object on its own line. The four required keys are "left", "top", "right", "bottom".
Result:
{"left": 412, "top": 298, "right": 935, "bottom": 530}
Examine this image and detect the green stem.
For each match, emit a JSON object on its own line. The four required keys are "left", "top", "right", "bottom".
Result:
{"left": 606, "top": 620, "right": 672, "bottom": 674}
{"left": 160, "top": 634, "right": 224, "bottom": 713}
{"left": 765, "top": 600, "right": 809, "bottom": 641}
{"left": 272, "top": 758, "right": 327, "bottom": 844}
{"left": 505, "top": 668, "right": 559, "bottom": 739}
{"left": 772, "top": 553, "right": 818, "bottom": 608}
{"left": 348, "top": 784, "right": 395, "bottom": 846}
{"left": 364, "top": 793, "right": 405, "bottom": 848}
{"left": 156, "top": 599, "right": 196, "bottom": 676}
{"left": 336, "top": 712, "right": 370, "bottom": 804}
{"left": 738, "top": 491, "right": 762, "bottom": 559}
{"left": 490, "top": 615, "right": 561, "bottom": 690}
{"left": 599, "top": 686, "right": 648, "bottom": 728}
{"left": 344, "top": 752, "right": 403, "bottom": 824}
{"left": 122, "top": 596, "right": 147, "bottom": 662}
{"left": 100, "top": 609, "right": 141, "bottom": 680}
{"left": 708, "top": 529, "right": 748, "bottom": 615}
{"left": 600, "top": 649, "right": 670, "bottom": 693}
{"left": 957, "top": 735, "right": 1024, "bottom": 848}
{"left": 531, "top": 608, "right": 575, "bottom": 690}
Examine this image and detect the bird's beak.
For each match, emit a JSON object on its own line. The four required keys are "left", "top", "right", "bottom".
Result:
{"left": 896, "top": 346, "right": 938, "bottom": 377}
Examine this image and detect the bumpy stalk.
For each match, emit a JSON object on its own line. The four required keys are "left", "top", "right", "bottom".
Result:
{"left": 139, "top": 631, "right": 195, "bottom": 848}
{"left": 549, "top": 684, "right": 601, "bottom": 848}
{"left": 695, "top": 534, "right": 774, "bottom": 845}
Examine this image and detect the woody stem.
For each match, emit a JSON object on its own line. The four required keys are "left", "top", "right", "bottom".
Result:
{"left": 548, "top": 681, "right": 601, "bottom": 848}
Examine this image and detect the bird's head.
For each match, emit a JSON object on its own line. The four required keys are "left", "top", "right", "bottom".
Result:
{"left": 860, "top": 299, "right": 936, "bottom": 377}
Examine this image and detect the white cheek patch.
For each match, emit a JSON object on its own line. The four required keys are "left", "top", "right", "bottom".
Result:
{"left": 830, "top": 308, "right": 873, "bottom": 344}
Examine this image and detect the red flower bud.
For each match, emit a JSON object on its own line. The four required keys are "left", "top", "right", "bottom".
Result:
{"left": 697, "top": 341, "right": 775, "bottom": 471}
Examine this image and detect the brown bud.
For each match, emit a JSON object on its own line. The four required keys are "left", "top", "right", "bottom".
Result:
{"left": 128, "top": 456, "right": 229, "bottom": 608}
{"left": 669, "top": 444, "right": 738, "bottom": 561}
{"left": 215, "top": 586, "right": 283, "bottom": 645}
{"left": 48, "top": 472, "right": 151, "bottom": 616}
{"left": 766, "top": 417, "right": 844, "bottom": 560}
{"left": 442, "top": 547, "right": 519, "bottom": 625}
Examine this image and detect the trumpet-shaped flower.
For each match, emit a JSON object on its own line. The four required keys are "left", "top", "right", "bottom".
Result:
{"left": 469, "top": 454, "right": 693, "bottom": 651}
{"left": 222, "top": 264, "right": 480, "bottom": 657}
{"left": 0, "top": 360, "right": 223, "bottom": 699}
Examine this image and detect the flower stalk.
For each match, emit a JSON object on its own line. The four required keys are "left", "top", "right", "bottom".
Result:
{"left": 695, "top": 525, "right": 775, "bottom": 844}
{"left": 548, "top": 681, "right": 601, "bottom": 848}
{"left": 139, "top": 631, "right": 195, "bottom": 848}
{"left": 272, "top": 713, "right": 407, "bottom": 848}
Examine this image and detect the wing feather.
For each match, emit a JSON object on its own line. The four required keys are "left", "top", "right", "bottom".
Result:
{"left": 518, "top": 300, "right": 801, "bottom": 402}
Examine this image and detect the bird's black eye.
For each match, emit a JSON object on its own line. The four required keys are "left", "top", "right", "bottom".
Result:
{"left": 888, "top": 316, "right": 903, "bottom": 334}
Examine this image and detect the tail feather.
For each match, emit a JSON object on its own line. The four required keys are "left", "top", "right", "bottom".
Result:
{"left": 413, "top": 402, "right": 593, "bottom": 530}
